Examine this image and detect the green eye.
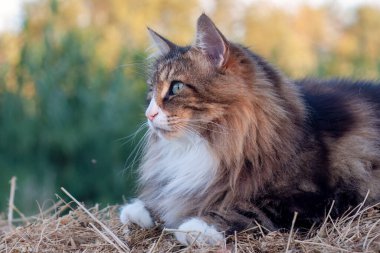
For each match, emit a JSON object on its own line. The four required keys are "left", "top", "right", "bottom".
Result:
{"left": 170, "top": 81, "right": 184, "bottom": 95}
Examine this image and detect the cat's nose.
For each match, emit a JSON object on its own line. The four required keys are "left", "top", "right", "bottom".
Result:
{"left": 147, "top": 112, "right": 158, "bottom": 121}
{"left": 146, "top": 97, "right": 159, "bottom": 121}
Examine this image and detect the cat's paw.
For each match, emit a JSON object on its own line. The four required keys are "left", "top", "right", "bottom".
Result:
{"left": 174, "top": 218, "right": 224, "bottom": 246}
{"left": 119, "top": 199, "right": 154, "bottom": 228}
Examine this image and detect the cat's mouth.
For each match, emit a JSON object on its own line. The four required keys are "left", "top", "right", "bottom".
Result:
{"left": 150, "top": 124, "right": 184, "bottom": 139}
{"left": 151, "top": 125, "right": 173, "bottom": 135}
{"left": 148, "top": 120, "right": 184, "bottom": 139}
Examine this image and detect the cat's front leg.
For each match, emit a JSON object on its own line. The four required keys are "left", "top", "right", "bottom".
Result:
{"left": 119, "top": 199, "right": 154, "bottom": 228}
{"left": 174, "top": 217, "right": 224, "bottom": 246}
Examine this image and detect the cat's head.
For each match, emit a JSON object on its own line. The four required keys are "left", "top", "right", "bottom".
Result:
{"left": 145, "top": 14, "right": 255, "bottom": 139}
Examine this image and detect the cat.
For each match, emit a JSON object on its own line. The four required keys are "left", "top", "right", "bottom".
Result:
{"left": 120, "top": 14, "right": 380, "bottom": 246}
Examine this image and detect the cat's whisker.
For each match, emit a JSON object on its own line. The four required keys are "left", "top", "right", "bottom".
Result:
{"left": 170, "top": 122, "right": 227, "bottom": 136}
{"left": 176, "top": 121, "right": 229, "bottom": 135}
{"left": 188, "top": 124, "right": 228, "bottom": 135}
{"left": 174, "top": 125, "right": 200, "bottom": 146}
{"left": 126, "top": 130, "right": 151, "bottom": 172}
{"left": 168, "top": 117, "right": 232, "bottom": 132}
{"left": 123, "top": 129, "right": 152, "bottom": 174}
{"left": 116, "top": 122, "right": 149, "bottom": 146}
{"left": 186, "top": 119, "right": 229, "bottom": 130}
{"left": 168, "top": 117, "right": 228, "bottom": 132}
{"left": 176, "top": 124, "right": 197, "bottom": 136}
{"left": 187, "top": 119, "right": 232, "bottom": 131}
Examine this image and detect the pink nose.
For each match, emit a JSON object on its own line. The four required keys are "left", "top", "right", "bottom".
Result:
{"left": 147, "top": 112, "right": 158, "bottom": 121}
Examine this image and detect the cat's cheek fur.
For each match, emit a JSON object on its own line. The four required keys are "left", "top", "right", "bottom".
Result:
{"left": 119, "top": 199, "right": 154, "bottom": 228}
{"left": 175, "top": 218, "right": 224, "bottom": 246}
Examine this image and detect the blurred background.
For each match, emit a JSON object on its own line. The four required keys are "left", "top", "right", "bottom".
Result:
{"left": 0, "top": 0, "right": 380, "bottom": 215}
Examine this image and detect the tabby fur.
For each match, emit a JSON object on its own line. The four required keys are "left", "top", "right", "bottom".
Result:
{"left": 122, "top": 14, "right": 380, "bottom": 237}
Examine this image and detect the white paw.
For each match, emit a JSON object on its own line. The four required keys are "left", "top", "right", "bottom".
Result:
{"left": 174, "top": 218, "right": 224, "bottom": 246}
{"left": 119, "top": 199, "right": 154, "bottom": 228}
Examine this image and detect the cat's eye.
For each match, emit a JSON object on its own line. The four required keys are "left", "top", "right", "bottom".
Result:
{"left": 170, "top": 81, "right": 185, "bottom": 96}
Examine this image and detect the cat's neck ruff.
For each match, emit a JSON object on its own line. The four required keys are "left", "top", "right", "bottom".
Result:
{"left": 140, "top": 132, "right": 219, "bottom": 226}
{"left": 141, "top": 132, "right": 219, "bottom": 195}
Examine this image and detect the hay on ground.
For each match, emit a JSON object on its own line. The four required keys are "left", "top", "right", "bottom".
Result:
{"left": 0, "top": 189, "right": 379, "bottom": 252}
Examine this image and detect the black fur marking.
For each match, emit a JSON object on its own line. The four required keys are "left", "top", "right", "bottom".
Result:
{"left": 258, "top": 191, "right": 334, "bottom": 229}
{"left": 185, "top": 83, "right": 200, "bottom": 94}
{"left": 256, "top": 150, "right": 334, "bottom": 229}
{"left": 301, "top": 88, "right": 355, "bottom": 139}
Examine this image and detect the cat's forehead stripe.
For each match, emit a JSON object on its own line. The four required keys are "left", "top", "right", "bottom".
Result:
{"left": 156, "top": 63, "right": 176, "bottom": 99}
{"left": 160, "top": 82, "right": 170, "bottom": 99}
{"left": 159, "top": 67, "right": 168, "bottom": 82}
{"left": 168, "top": 67, "right": 175, "bottom": 80}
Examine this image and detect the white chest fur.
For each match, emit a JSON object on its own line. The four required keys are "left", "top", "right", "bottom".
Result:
{"left": 139, "top": 134, "right": 219, "bottom": 226}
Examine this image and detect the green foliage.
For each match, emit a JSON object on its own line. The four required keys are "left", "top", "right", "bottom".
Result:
{"left": 0, "top": 4, "right": 148, "bottom": 212}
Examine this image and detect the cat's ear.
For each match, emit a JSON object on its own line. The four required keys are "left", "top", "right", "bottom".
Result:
{"left": 147, "top": 27, "right": 176, "bottom": 56}
{"left": 195, "top": 14, "right": 229, "bottom": 68}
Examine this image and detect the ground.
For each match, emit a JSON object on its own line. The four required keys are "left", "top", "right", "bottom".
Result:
{"left": 0, "top": 188, "right": 379, "bottom": 252}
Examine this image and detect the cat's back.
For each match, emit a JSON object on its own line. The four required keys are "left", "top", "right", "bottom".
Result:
{"left": 297, "top": 78, "right": 380, "bottom": 110}
{"left": 296, "top": 78, "right": 380, "bottom": 137}
{"left": 293, "top": 78, "right": 380, "bottom": 206}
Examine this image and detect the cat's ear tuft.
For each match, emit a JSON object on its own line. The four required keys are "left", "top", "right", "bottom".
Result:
{"left": 147, "top": 27, "right": 176, "bottom": 57}
{"left": 195, "top": 14, "right": 229, "bottom": 68}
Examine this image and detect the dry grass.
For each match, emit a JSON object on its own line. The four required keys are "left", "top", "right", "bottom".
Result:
{"left": 1, "top": 187, "right": 379, "bottom": 252}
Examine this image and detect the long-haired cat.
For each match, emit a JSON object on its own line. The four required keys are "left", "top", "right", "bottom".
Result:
{"left": 120, "top": 14, "right": 380, "bottom": 245}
